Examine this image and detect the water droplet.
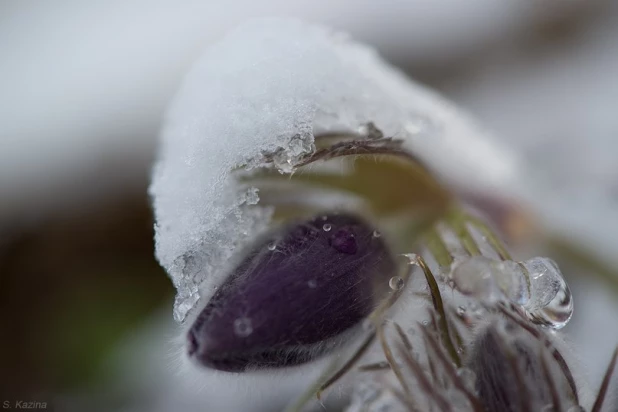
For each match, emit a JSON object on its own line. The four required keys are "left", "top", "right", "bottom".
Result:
{"left": 307, "top": 279, "right": 317, "bottom": 288}
{"left": 421, "top": 319, "right": 429, "bottom": 326}
{"left": 389, "top": 276, "right": 404, "bottom": 290}
{"left": 451, "top": 256, "right": 503, "bottom": 303}
{"left": 233, "top": 317, "right": 253, "bottom": 337}
{"left": 520, "top": 257, "right": 573, "bottom": 329}
{"left": 402, "top": 253, "right": 418, "bottom": 265}
{"left": 451, "top": 256, "right": 529, "bottom": 306}
{"left": 267, "top": 242, "right": 276, "bottom": 251}
{"left": 372, "top": 230, "right": 381, "bottom": 238}
{"left": 322, "top": 223, "right": 332, "bottom": 232}
{"left": 493, "top": 260, "right": 529, "bottom": 305}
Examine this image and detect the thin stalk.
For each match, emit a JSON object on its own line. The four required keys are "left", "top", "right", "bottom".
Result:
{"left": 447, "top": 211, "right": 481, "bottom": 256}
{"left": 416, "top": 255, "right": 461, "bottom": 367}
{"left": 591, "top": 346, "right": 618, "bottom": 412}
{"left": 377, "top": 324, "right": 411, "bottom": 396}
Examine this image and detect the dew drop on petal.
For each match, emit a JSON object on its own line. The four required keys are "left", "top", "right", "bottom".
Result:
{"left": 233, "top": 317, "right": 253, "bottom": 337}
{"left": 372, "top": 230, "right": 381, "bottom": 238}
{"left": 520, "top": 257, "right": 573, "bottom": 329}
{"left": 389, "top": 276, "right": 404, "bottom": 290}
{"left": 322, "top": 223, "right": 332, "bottom": 232}
{"left": 267, "top": 242, "right": 276, "bottom": 251}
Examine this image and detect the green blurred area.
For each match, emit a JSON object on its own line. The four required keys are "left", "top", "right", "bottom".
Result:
{"left": 0, "top": 191, "right": 174, "bottom": 403}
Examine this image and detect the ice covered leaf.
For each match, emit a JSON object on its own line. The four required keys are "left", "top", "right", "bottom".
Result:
{"left": 149, "top": 18, "right": 521, "bottom": 322}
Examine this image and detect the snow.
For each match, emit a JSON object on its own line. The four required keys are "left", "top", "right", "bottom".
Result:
{"left": 149, "top": 18, "right": 521, "bottom": 322}
{"left": 2, "top": 0, "right": 568, "bottom": 220}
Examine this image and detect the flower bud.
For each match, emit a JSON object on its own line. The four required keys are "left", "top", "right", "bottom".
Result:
{"left": 188, "top": 213, "right": 396, "bottom": 372}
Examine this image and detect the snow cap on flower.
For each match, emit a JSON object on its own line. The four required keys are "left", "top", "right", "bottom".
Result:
{"left": 149, "top": 18, "right": 520, "bottom": 322}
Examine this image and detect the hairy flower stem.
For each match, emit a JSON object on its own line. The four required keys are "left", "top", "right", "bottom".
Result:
{"left": 415, "top": 255, "right": 461, "bottom": 367}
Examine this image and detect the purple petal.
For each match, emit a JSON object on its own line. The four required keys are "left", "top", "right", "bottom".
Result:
{"left": 188, "top": 213, "right": 396, "bottom": 372}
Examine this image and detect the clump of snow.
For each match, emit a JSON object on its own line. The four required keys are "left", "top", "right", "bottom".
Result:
{"left": 149, "top": 18, "right": 521, "bottom": 322}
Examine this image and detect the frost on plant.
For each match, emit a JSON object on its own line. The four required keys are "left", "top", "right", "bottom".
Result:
{"left": 149, "top": 19, "right": 519, "bottom": 323}
{"left": 148, "top": 18, "right": 618, "bottom": 412}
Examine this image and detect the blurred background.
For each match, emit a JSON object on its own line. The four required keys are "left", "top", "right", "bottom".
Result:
{"left": 2, "top": 1, "right": 618, "bottom": 410}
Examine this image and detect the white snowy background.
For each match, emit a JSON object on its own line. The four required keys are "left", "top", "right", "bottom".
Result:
{"left": 1, "top": 1, "right": 617, "bottom": 410}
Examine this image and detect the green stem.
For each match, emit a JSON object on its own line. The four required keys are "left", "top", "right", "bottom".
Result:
{"left": 425, "top": 228, "right": 453, "bottom": 267}
{"left": 447, "top": 211, "right": 481, "bottom": 256}
{"left": 416, "top": 255, "right": 461, "bottom": 367}
{"left": 466, "top": 214, "right": 512, "bottom": 261}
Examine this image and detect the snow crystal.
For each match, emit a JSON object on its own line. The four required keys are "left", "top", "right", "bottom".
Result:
{"left": 149, "top": 18, "right": 521, "bottom": 322}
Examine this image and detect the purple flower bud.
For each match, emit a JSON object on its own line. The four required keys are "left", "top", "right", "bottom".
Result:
{"left": 188, "top": 213, "right": 396, "bottom": 372}
{"left": 468, "top": 320, "right": 576, "bottom": 412}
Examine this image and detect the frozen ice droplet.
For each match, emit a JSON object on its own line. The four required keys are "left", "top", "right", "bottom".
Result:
{"left": 389, "top": 276, "right": 404, "bottom": 290}
{"left": 451, "top": 256, "right": 530, "bottom": 306}
{"left": 402, "top": 253, "right": 418, "bottom": 265}
{"left": 233, "top": 317, "right": 253, "bottom": 337}
{"left": 451, "top": 256, "right": 502, "bottom": 303}
{"left": 243, "top": 187, "right": 260, "bottom": 205}
{"left": 520, "top": 257, "right": 573, "bottom": 329}
{"left": 493, "top": 260, "right": 530, "bottom": 305}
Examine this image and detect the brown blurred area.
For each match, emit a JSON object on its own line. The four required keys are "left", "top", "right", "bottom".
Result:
{"left": 0, "top": 188, "right": 173, "bottom": 405}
